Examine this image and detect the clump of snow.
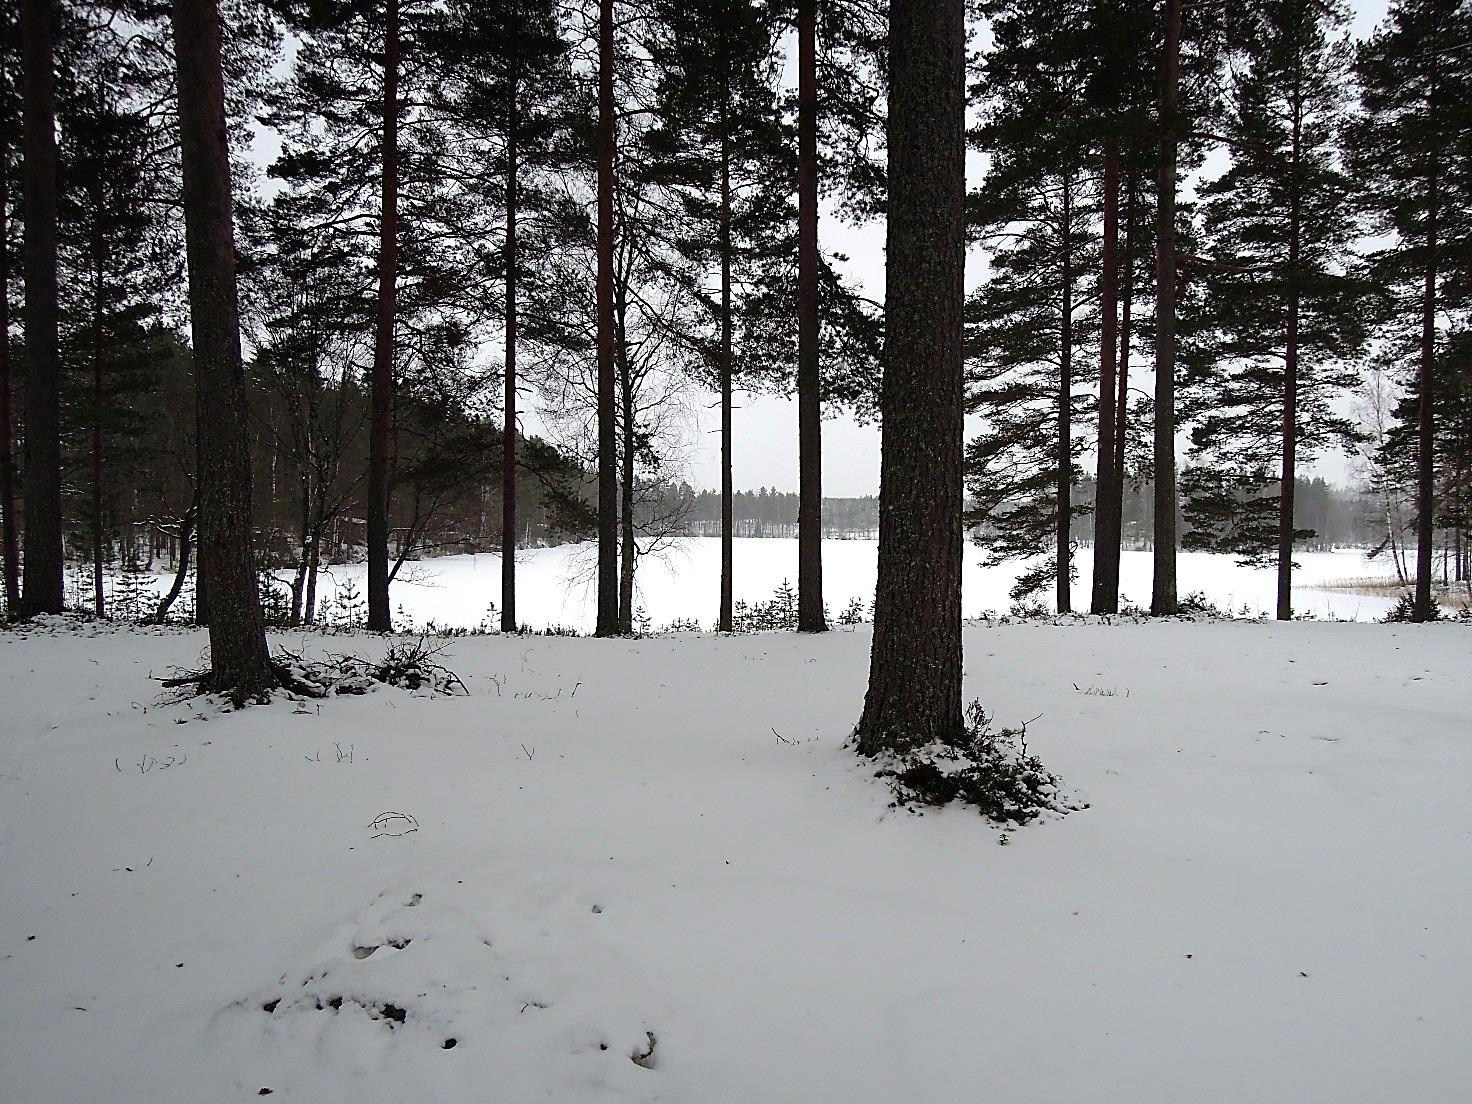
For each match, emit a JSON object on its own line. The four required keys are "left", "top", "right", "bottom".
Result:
{"left": 867, "top": 700, "right": 1086, "bottom": 830}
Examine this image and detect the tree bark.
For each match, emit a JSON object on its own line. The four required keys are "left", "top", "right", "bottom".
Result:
{"left": 1091, "top": 143, "right": 1121, "bottom": 615}
{"left": 1056, "top": 173, "right": 1073, "bottom": 614}
{"left": 171, "top": 0, "right": 274, "bottom": 699}
{"left": 502, "top": 76, "right": 519, "bottom": 633}
{"left": 290, "top": 477, "right": 309, "bottom": 625}
{"left": 1151, "top": 0, "right": 1181, "bottom": 616}
{"left": 1115, "top": 168, "right": 1135, "bottom": 530}
{"left": 1414, "top": 129, "right": 1439, "bottom": 622}
{"left": 366, "top": 0, "right": 399, "bottom": 633}
{"left": 0, "top": 77, "right": 19, "bottom": 614}
{"left": 153, "top": 500, "right": 196, "bottom": 623}
{"left": 595, "top": 0, "right": 619, "bottom": 637}
{"left": 194, "top": 366, "right": 209, "bottom": 624}
{"left": 855, "top": 0, "right": 965, "bottom": 755}
{"left": 1277, "top": 96, "right": 1303, "bottom": 622}
{"left": 796, "top": 0, "right": 825, "bottom": 632}
{"left": 616, "top": 277, "right": 634, "bottom": 634}
{"left": 92, "top": 250, "right": 106, "bottom": 618}
{"left": 719, "top": 121, "right": 734, "bottom": 633}
{"left": 19, "top": 0, "right": 64, "bottom": 617}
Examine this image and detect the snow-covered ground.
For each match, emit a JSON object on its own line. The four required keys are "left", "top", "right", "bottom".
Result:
{"left": 304, "top": 539, "right": 1405, "bottom": 632}
{"left": 2, "top": 617, "right": 1468, "bottom": 1102}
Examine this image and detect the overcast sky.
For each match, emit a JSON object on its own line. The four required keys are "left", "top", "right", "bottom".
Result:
{"left": 556, "top": 0, "right": 1390, "bottom": 497}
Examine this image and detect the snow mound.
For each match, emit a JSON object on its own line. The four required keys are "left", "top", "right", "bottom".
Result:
{"left": 211, "top": 873, "right": 666, "bottom": 1101}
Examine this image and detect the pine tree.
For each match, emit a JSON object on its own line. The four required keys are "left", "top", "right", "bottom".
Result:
{"left": 1350, "top": 0, "right": 1472, "bottom": 620}
{"left": 1150, "top": 0, "right": 1184, "bottom": 614}
{"left": 266, "top": 0, "right": 486, "bottom": 633}
{"left": 58, "top": 76, "right": 173, "bottom": 618}
{"left": 367, "top": 0, "right": 400, "bottom": 633}
{"left": 789, "top": 0, "right": 886, "bottom": 634}
{"left": 968, "top": 0, "right": 1099, "bottom": 613}
{"left": 595, "top": 0, "right": 620, "bottom": 637}
{"left": 171, "top": 0, "right": 274, "bottom": 699}
{"left": 440, "top": 0, "right": 580, "bottom": 633}
{"left": 856, "top": 0, "right": 966, "bottom": 753}
{"left": 643, "top": 0, "right": 787, "bottom": 632}
{"left": 1182, "top": 0, "right": 1366, "bottom": 619}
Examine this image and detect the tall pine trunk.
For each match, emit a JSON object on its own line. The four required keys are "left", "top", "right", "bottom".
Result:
{"left": 595, "top": 0, "right": 620, "bottom": 637}
{"left": 796, "top": 0, "right": 825, "bottom": 632}
{"left": 1413, "top": 129, "right": 1439, "bottom": 622}
{"left": 502, "top": 78, "right": 519, "bottom": 633}
{"left": 171, "top": 0, "right": 273, "bottom": 699}
{"left": 855, "top": 0, "right": 965, "bottom": 754}
{"left": 0, "top": 86, "right": 18, "bottom": 614}
{"left": 19, "top": 0, "right": 64, "bottom": 617}
{"left": 616, "top": 280, "right": 634, "bottom": 634}
{"left": 719, "top": 120, "right": 734, "bottom": 633}
{"left": 1277, "top": 98, "right": 1303, "bottom": 622}
{"left": 1151, "top": 0, "right": 1181, "bottom": 616}
{"left": 1091, "top": 144, "right": 1121, "bottom": 614}
{"left": 92, "top": 252, "right": 106, "bottom": 618}
{"left": 1115, "top": 169, "right": 1135, "bottom": 526}
{"left": 366, "top": 0, "right": 399, "bottom": 633}
{"left": 1056, "top": 173, "right": 1074, "bottom": 614}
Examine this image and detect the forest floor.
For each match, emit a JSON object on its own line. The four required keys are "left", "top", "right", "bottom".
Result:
{"left": 1, "top": 616, "right": 1469, "bottom": 1103}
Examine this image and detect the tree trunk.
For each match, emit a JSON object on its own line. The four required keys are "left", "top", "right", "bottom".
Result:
{"left": 154, "top": 500, "right": 196, "bottom": 623}
{"left": 290, "top": 478, "right": 309, "bottom": 626}
{"left": 595, "top": 0, "right": 620, "bottom": 637}
{"left": 1115, "top": 168, "right": 1135, "bottom": 530}
{"left": 1277, "top": 99, "right": 1303, "bottom": 622}
{"left": 19, "top": 0, "right": 64, "bottom": 617}
{"left": 1151, "top": 0, "right": 1181, "bottom": 616}
{"left": 855, "top": 0, "right": 965, "bottom": 755}
{"left": 304, "top": 513, "right": 322, "bottom": 625}
{"left": 366, "top": 0, "right": 399, "bottom": 633}
{"left": 194, "top": 376, "right": 209, "bottom": 624}
{"left": 1091, "top": 143, "right": 1121, "bottom": 615}
{"left": 1056, "top": 173, "right": 1073, "bottom": 614}
{"left": 1413, "top": 130, "right": 1438, "bottom": 622}
{"left": 0, "top": 79, "right": 19, "bottom": 614}
{"left": 616, "top": 283, "right": 634, "bottom": 634}
{"left": 92, "top": 254, "right": 106, "bottom": 618}
{"left": 796, "top": 0, "right": 825, "bottom": 632}
{"left": 502, "top": 79, "right": 519, "bottom": 633}
{"left": 719, "top": 119, "right": 734, "bottom": 632}
{"left": 171, "top": 0, "right": 274, "bottom": 699}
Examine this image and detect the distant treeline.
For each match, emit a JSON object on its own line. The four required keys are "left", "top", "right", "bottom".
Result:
{"left": 667, "top": 486, "right": 880, "bottom": 539}
{"left": 1065, "top": 476, "right": 1378, "bottom": 551}
{"left": 663, "top": 476, "right": 1379, "bottom": 549}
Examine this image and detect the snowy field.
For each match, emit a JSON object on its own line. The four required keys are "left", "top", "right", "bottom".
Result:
{"left": 2, "top": 617, "right": 1469, "bottom": 1102}
{"left": 304, "top": 538, "right": 1406, "bottom": 631}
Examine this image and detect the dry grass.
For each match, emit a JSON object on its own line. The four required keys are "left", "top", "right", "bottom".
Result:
{"left": 1309, "top": 575, "right": 1471, "bottom": 610}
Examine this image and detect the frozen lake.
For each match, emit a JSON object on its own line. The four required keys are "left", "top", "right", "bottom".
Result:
{"left": 293, "top": 539, "right": 1404, "bottom": 631}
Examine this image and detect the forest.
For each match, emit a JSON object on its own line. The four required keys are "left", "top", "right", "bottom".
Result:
{"left": 2, "top": 0, "right": 1468, "bottom": 649}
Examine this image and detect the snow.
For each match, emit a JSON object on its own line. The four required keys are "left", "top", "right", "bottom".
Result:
{"left": 304, "top": 538, "right": 1405, "bottom": 632}
{"left": 2, "top": 616, "right": 1469, "bottom": 1102}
